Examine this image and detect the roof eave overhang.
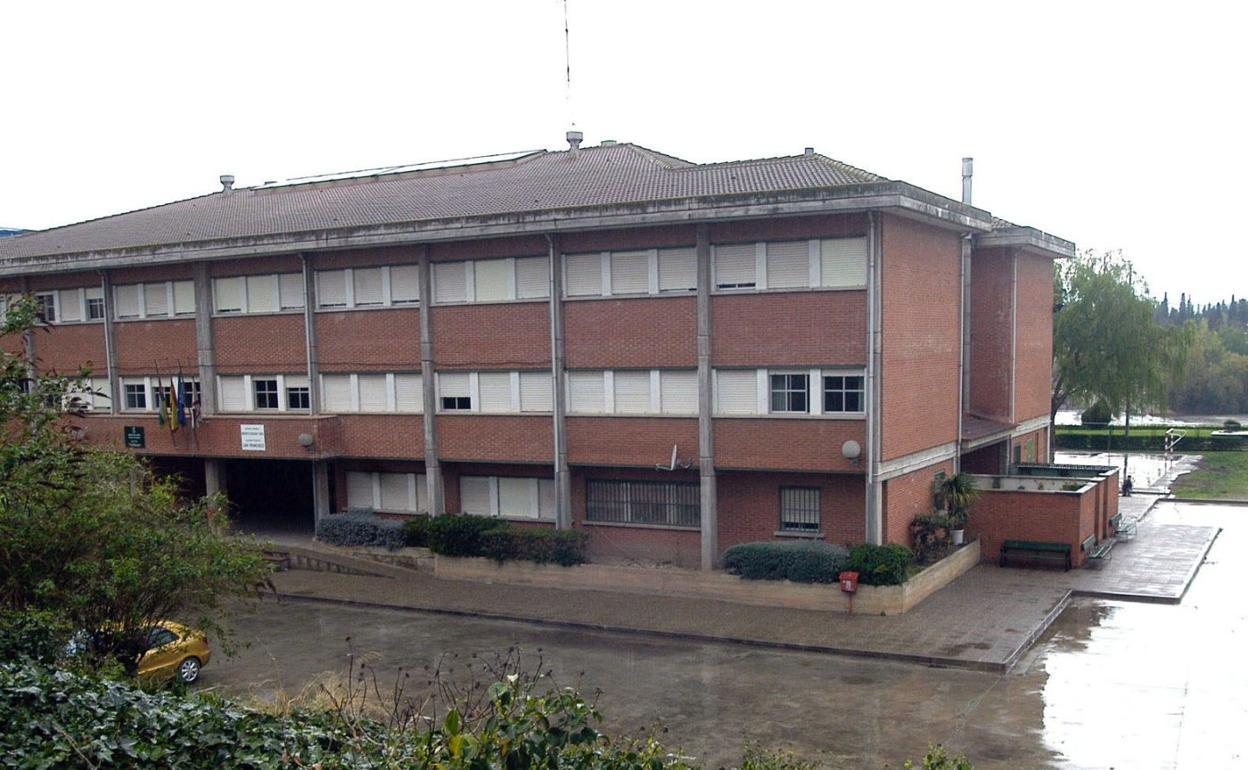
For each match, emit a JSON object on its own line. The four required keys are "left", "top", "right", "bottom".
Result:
{"left": 0, "top": 182, "right": 995, "bottom": 276}
{"left": 976, "top": 226, "right": 1075, "bottom": 259}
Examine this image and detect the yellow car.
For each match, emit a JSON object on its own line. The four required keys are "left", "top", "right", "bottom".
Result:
{"left": 136, "top": 622, "right": 211, "bottom": 684}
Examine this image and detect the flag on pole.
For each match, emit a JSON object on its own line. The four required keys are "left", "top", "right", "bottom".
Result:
{"left": 154, "top": 363, "right": 166, "bottom": 426}
{"left": 175, "top": 365, "right": 188, "bottom": 429}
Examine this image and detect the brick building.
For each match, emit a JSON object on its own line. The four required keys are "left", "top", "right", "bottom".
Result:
{"left": 0, "top": 139, "right": 1072, "bottom": 569}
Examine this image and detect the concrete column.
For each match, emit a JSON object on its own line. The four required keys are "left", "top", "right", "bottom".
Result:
{"left": 312, "top": 460, "right": 331, "bottom": 523}
{"left": 99, "top": 271, "right": 119, "bottom": 412}
{"left": 417, "top": 247, "right": 445, "bottom": 515}
{"left": 192, "top": 263, "right": 216, "bottom": 415}
{"left": 864, "top": 213, "right": 884, "bottom": 545}
{"left": 696, "top": 225, "right": 718, "bottom": 570}
{"left": 301, "top": 255, "right": 320, "bottom": 414}
{"left": 548, "top": 235, "right": 572, "bottom": 529}
{"left": 19, "top": 277, "right": 34, "bottom": 368}
{"left": 204, "top": 458, "right": 223, "bottom": 497}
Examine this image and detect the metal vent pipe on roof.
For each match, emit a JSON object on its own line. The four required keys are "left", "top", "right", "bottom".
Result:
{"left": 961, "top": 158, "right": 973, "bottom": 204}
{"left": 804, "top": 147, "right": 815, "bottom": 155}
{"left": 566, "top": 130, "right": 584, "bottom": 157}
{"left": 219, "top": 174, "right": 235, "bottom": 193}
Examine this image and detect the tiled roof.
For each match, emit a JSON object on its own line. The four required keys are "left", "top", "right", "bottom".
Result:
{"left": 0, "top": 144, "right": 888, "bottom": 260}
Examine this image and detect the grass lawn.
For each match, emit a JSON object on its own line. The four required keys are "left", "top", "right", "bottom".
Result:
{"left": 1171, "top": 451, "right": 1248, "bottom": 500}
{"left": 1057, "top": 425, "right": 1224, "bottom": 439}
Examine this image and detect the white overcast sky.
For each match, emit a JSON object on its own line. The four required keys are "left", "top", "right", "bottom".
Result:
{"left": 2, "top": 1, "right": 1244, "bottom": 303}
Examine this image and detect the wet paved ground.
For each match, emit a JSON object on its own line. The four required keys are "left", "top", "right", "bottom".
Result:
{"left": 205, "top": 502, "right": 1246, "bottom": 769}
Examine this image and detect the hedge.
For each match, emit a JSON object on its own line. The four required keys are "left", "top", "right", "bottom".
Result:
{"left": 402, "top": 515, "right": 430, "bottom": 548}
{"left": 846, "top": 543, "right": 913, "bottom": 586}
{"left": 425, "top": 514, "right": 503, "bottom": 556}
{"left": 1055, "top": 432, "right": 1248, "bottom": 452}
{"left": 479, "top": 527, "right": 590, "bottom": 566}
{"left": 722, "top": 541, "right": 850, "bottom": 584}
{"left": 315, "top": 511, "right": 407, "bottom": 550}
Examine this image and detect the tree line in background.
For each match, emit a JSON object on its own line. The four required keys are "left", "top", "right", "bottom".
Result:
{"left": 1052, "top": 250, "right": 1247, "bottom": 423}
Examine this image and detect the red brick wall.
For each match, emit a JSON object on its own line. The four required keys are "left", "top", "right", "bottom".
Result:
{"left": 561, "top": 225, "right": 696, "bottom": 253}
{"left": 881, "top": 460, "right": 952, "bottom": 546}
{"left": 1012, "top": 428, "right": 1047, "bottom": 464}
{"left": 565, "top": 298, "right": 695, "bottom": 368}
{"left": 718, "top": 470, "right": 864, "bottom": 550}
{"left": 88, "top": 414, "right": 338, "bottom": 460}
{"left": 432, "top": 235, "right": 548, "bottom": 261}
{"left": 879, "top": 215, "right": 962, "bottom": 460}
{"left": 711, "top": 291, "right": 866, "bottom": 366}
{"left": 961, "top": 442, "right": 1006, "bottom": 475}
{"left": 709, "top": 213, "right": 867, "bottom": 244}
{"left": 431, "top": 303, "right": 549, "bottom": 369}
{"left": 28, "top": 272, "right": 101, "bottom": 291}
{"left": 968, "top": 247, "right": 1013, "bottom": 421}
{"left": 715, "top": 418, "right": 864, "bottom": 472}
{"left": 967, "top": 487, "right": 1094, "bottom": 568}
{"left": 570, "top": 466, "right": 702, "bottom": 568}
{"left": 214, "top": 315, "right": 307, "bottom": 374}
{"left": 312, "top": 246, "right": 421, "bottom": 270}
{"left": 111, "top": 265, "right": 195, "bottom": 283}
{"left": 114, "top": 319, "right": 197, "bottom": 375}
{"left": 33, "top": 324, "right": 107, "bottom": 375}
{"left": 437, "top": 415, "right": 553, "bottom": 463}
{"left": 208, "top": 255, "right": 303, "bottom": 276}
{"left": 1015, "top": 253, "right": 1055, "bottom": 422}
{"left": 337, "top": 415, "right": 426, "bottom": 458}
{"left": 567, "top": 417, "right": 697, "bottom": 467}
{"left": 318, "top": 308, "right": 422, "bottom": 372}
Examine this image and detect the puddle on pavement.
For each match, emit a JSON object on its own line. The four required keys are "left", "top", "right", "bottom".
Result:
{"left": 1055, "top": 450, "right": 1188, "bottom": 489}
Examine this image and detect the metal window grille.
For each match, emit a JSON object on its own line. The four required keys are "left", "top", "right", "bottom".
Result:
{"left": 780, "top": 487, "right": 821, "bottom": 532}
{"left": 769, "top": 373, "right": 808, "bottom": 413}
{"left": 823, "top": 375, "right": 864, "bottom": 413}
{"left": 586, "top": 479, "right": 700, "bottom": 528}
{"left": 287, "top": 387, "right": 310, "bottom": 410}
{"left": 254, "top": 379, "right": 279, "bottom": 410}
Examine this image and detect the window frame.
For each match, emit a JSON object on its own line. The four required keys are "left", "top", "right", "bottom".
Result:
{"left": 123, "top": 380, "right": 148, "bottom": 411}
{"left": 768, "top": 372, "right": 810, "bottom": 414}
{"left": 585, "top": 478, "right": 701, "bottom": 529}
{"left": 779, "top": 486, "right": 821, "bottom": 533}
{"left": 821, "top": 373, "right": 865, "bottom": 415}
{"left": 286, "top": 384, "right": 311, "bottom": 411}
{"left": 252, "top": 378, "right": 280, "bottom": 410}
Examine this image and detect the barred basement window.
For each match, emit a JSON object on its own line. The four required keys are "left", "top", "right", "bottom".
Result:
{"left": 780, "top": 487, "right": 820, "bottom": 532}
{"left": 769, "top": 373, "right": 808, "bottom": 413}
{"left": 822, "top": 375, "right": 864, "bottom": 413}
{"left": 254, "top": 378, "right": 279, "bottom": 410}
{"left": 586, "top": 479, "right": 700, "bottom": 528}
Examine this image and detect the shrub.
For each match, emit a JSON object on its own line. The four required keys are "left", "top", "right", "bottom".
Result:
{"left": 1225, "top": 419, "right": 1243, "bottom": 431}
{"left": 0, "top": 610, "right": 71, "bottom": 665}
{"left": 846, "top": 543, "right": 914, "bottom": 586}
{"left": 1080, "top": 401, "right": 1113, "bottom": 426}
{"left": 722, "top": 540, "right": 851, "bottom": 584}
{"left": 426, "top": 514, "right": 504, "bottom": 557}
{"left": 909, "top": 512, "right": 952, "bottom": 565}
{"left": 402, "top": 515, "right": 431, "bottom": 548}
{"left": 315, "top": 512, "right": 407, "bottom": 550}
{"left": 479, "top": 527, "right": 590, "bottom": 566}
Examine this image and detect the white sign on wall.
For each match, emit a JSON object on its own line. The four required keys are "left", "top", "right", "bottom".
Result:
{"left": 240, "top": 424, "right": 266, "bottom": 451}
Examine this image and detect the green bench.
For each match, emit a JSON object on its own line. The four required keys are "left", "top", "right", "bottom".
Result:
{"left": 1109, "top": 513, "right": 1137, "bottom": 541}
{"left": 1083, "top": 534, "right": 1114, "bottom": 568}
{"left": 1000, "top": 539, "right": 1072, "bottom": 571}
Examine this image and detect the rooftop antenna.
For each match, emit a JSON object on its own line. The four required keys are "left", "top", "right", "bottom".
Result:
{"left": 562, "top": 0, "right": 583, "bottom": 156}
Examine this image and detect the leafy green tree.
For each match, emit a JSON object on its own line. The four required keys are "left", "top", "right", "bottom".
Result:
{"left": 0, "top": 296, "right": 271, "bottom": 671}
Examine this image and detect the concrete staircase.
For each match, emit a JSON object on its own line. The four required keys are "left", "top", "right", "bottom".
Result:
{"left": 261, "top": 543, "right": 416, "bottom": 579}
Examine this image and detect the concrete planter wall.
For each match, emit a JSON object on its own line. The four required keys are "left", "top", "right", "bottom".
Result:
{"left": 434, "top": 539, "right": 980, "bottom": 615}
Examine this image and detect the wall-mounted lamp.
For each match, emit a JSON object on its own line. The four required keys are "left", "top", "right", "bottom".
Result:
{"left": 297, "top": 433, "right": 314, "bottom": 449}
{"left": 841, "top": 440, "right": 862, "bottom": 465}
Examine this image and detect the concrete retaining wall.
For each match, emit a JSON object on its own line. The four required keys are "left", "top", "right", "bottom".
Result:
{"left": 434, "top": 539, "right": 980, "bottom": 615}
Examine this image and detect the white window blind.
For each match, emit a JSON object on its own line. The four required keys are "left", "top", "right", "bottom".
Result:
{"left": 438, "top": 372, "right": 470, "bottom": 398}
{"left": 568, "top": 371, "right": 605, "bottom": 413}
{"left": 143, "top": 283, "right": 169, "bottom": 317}
{"left": 538, "top": 479, "right": 556, "bottom": 517}
{"left": 714, "top": 244, "right": 756, "bottom": 288}
{"left": 213, "top": 277, "right": 244, "bottom": 313}
{"left": 519, "top": 372, "right": 552, "bottom": 412}
{"left": 321, "top": 374, "right": 353, "bottom": 412}
{"left": 716, "top": 370, "right": 758, "bottom": 414}
{"left": 498, "top": 477, "right": 536, "bottom": 518}
{"left": 247, "top": 274, "right": 279, "bottom": 313}
{"left": 514, "top": 256, "right": 549, "bottom": 299}
{"left": 610, "top": 251, "right": 649, "bottom": 295}
{"left": 474, "top": 259, "right": 511, "bottom": 302}
{"left": 395, "top": 374, "right": 423, "bottom": 412}
{"left": 460, "top": 476, "right": 492, "bottom": 515}
{"left": 390, "top": 265, "right": 420, "bottom": 304}
{"left": 477, "top": 372, "right": 513, "bottom": 413}
{"left": 613, "top": 370, "right": 652, "bottom": 414}
{"left": 218, "top": 376, "right": 248, "bottom": 412}
{"left": 379, "top": 473, "right": 412, "bottom": 512}
{"left": 766, "top": 241, "right": 810, "bottom": 288}
{"left": 59, "top": 290, "right": 82, "bottom": 322}
{"left": 357, "top": 374, "right": 388, "bottom": 412}
{"left": 353, "top": 268, "right": 385, "bottom": 306}
{"left": 114, "top": 285, "right": 141, "bottom": 318}
{"left": 279, "top": 273, "right": 305, "bottom": 309}
{"left": 660, "top": 370, "right": 698, "bottom": 414}
{"left": 316, "top": 270, "right": 348, "bottom": 308}
{"left": 564, "top": 254, "right": 602, "bottom": 296}
{"left": 434, "top": 262, "right": 467, "bottom": 303}
{"left": 820, "top": 237, "right": 868, "bottom": 288}
{"left": 346, "top": 472, "right": 375, "bottom": 510}
{"left": 658, "top": 248, "right": 697, "bottom": 292}
{"left": 173, "top": 281, "right": 195, "bottom": 314}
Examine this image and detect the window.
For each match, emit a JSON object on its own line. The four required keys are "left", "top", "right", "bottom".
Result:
{"left": 567, "top": 371, "right": 605, "bottom": 414}
{"left": 610, "top": 251, "right": 649, "bottom": 295}
{"left": 124, "top": 381, "right": 147, "bottom": 410}
{"left": 613, "top": 371, "right": 652, "bottom": 414}
{"left": 320, "top": 374, "right": 352, "bottom": 412}
{"left": 352, "top": 268, "right": 384, "bottom": 306}
{"left": 287, "top": 385, "right": 310, "bottom": 410}
{"left": 439, "top": 372, "right": 472, "bottom": 411}
{"left": 180, "top": 379, "right": 201, "bottom": 409}
{"left": 820, "top": 237, "right": 868, "bottom": 288}
{"left": 253, "top": 378, "right": 279, "bottom": 410}
{"left": 346, "top": 471, "right": 427, "bottom": 513}
{"left": 586, "top": 479, "right": 700, "bottom": 528}
{"left": 246, "top": 274, "right": 279, "bottom": 313}
{"left": 658, "top": 248, "right": 696, "bottom": 292}
{"left": 715, "top": 370, "right": 758, "bottom": 415}
{"left": 86, "top": 288, "right": 105, "bottom": 320}
{"left": 346, "top": 471, "right": 376, "bottom": 510}
{"left": 394, "top": 373, "right": 424, "bottom": 412}
{"left": 659, "top": 370, "right": 697, "bottom": 415}
{"left": 823, "top": 375, "right": 864, "bottom": 413}
{"left": 173, "top": 281, "right": 195, "bottom": 315}
{"left": 714, "top": 244, "right": 757, "bottom": 289}
{"left": 477, "top": 372, "right": 513, "bottom": 413}
{"left": 564, "top": 253, "right": 603, "bottom": 296}
{"left": 357, "top": 374, "right": 388, "bottom": 412}
{"left": 219, "top": 376, "right": 247, "bottom": 412}
{"left": 34, "top": 293, "right": 56, "bottom": 322}
{"left": 114, "top": 284, "right": 141, "bottom": 319}
{"left": 316, "top": 270, "right": 348, "bottom": 308}
{"left": 279, "top": 273, "right": 306, "bottom": 309}
{"left": 769, "top": 373, "right": 809, "bottom": 413}
{"left": 213, "top": 277, "right": 245, "bottom": 313}
{"left": 780, "top": 487, "right": 821, "bottom": 532}
{"left": 142, "top": 283, "right": 168, "bottom": 317}
{"left": 458, "top": 475, "right": 553, "bottom": 519}
{"left": 519, "top": 372, "right": 552, "bottom": 412}
{"left": 390, "top": 265, "right": 420, "bottom": 304}
{"left": 433, "top": 262, "right": 468, "bottom": 303}
{"left": 766, "top": 241, "right": 810, "bottom": 289}
{"left": 514, "top": 257, "right": 549, "bottom": 299}
{"left": 58, "top": 291, "right": 82, "bottom": 323}
{"left": 474, "top": 259, "right": 511, "bottom": 302}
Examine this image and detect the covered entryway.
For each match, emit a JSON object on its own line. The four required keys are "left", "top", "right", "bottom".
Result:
{"left": 219, "top": 459, "right": 315, "bottom": 536}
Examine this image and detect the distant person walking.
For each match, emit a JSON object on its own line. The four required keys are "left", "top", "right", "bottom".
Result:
{"left": 1122, "top": 475, "right": 1134, "bottom": 496}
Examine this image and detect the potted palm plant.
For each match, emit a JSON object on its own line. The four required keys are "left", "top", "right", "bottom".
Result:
{"left": 933, "top": 471, "right": 980, "bottom": 546}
